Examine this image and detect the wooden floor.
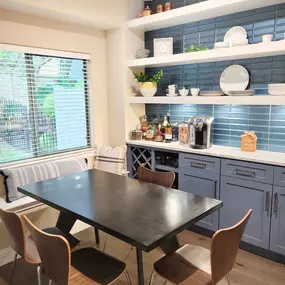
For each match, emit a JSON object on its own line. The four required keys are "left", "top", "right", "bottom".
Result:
{"left": 0, "top": 228, "right": 285, "bottom": 285}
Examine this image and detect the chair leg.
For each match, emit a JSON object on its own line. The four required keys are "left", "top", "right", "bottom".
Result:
{"left": 103, "top": 234, "right": 108, "bottom": 252}
{"left": 124, "top": 271, "right": 132, "bottom": 285}
{"left": 149, "top": 271, "right": 155, "bottom": 285}
{"left": 10, "top": 253, "right": 18, "bottom": 285}
{"left": 226, "top": 274, "right": 231, "bottom": 285}
{"left": 49, "top": 280, "right": 52, "bottom": 285}
{"left": 37, "top": 265, "right": 42, "bottom": 285}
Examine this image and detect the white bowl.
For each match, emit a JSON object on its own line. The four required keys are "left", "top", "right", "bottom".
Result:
{"left": 140, "top": 87, "right": 157, "bottom": 97}
{"left": 268, "top": 84, "right": 285, "bottom": 96}
{"left": 179, "top": 89, "right": 189, "bottom": 96}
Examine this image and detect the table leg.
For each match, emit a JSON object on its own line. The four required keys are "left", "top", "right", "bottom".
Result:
{"left": 136, "top": 248, "right": 144, "bottom": 285}
{"left": 94, "top": 227, "right": 100, "bottom": 244}
{"left": 160, "top": 236, "right": 180, "bottom": 254}
{"left": 43, "top": 211, "right": 80, "bottom": 248}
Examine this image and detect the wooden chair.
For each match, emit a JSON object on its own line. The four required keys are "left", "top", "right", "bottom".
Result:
{"left": 23, "top": 215, "right": 132, "bottom": 285}
{"left": 150, "top": 209, "right": 252, "bottom": 285}
{"left": 137, "top": 166, "right": 175, "bottom": 188}
{"left": 0, "top": 209, "right": 41, "bottom": 285}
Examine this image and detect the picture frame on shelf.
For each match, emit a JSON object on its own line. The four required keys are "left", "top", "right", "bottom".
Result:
{"left": 154, "top": 37, "right": 173, "bottom": 57}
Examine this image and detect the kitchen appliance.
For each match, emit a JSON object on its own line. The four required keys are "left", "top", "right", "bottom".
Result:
{"left": 188, "top": 116, "right": 215, "bottom": 149}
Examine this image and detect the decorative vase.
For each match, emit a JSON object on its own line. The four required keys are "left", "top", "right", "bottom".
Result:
{"left": 140, "top": 82, "right": 157, "bottom": 97}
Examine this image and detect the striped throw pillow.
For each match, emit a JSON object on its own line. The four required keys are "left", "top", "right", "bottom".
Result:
{"left": 0, "top": 158, "right": 88, "bottom": 203}
{"left": 94, "top": 145, "right": 126, "bottom": 175}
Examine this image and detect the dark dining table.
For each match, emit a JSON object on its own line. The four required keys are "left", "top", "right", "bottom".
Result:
{"left": 18, "top": 169, "right": 222, "bottom": 285}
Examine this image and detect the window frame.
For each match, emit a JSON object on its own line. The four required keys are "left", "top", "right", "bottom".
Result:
{"left": 0, "top": 44, "right": 94, "bottom": 167}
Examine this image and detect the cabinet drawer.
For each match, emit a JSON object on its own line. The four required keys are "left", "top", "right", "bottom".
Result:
{"left": 221, "top": 159, "right": 273, "bottom": 184}
{"left": 179, "top": 153, "right": 221, "bottom": 175}
{"left": 274, "top": 167, "right": 285, "bottom": 187}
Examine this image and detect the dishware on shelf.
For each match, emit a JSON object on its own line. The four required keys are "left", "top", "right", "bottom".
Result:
{"left": 214, "top": 42, "right": 229, "bottom": 49}
{"left": 179, "top": 87, "right": 189, "bottom": 96}
{"left": 220, "top": 65, "right": 249, "bottom": 95}
{"left": 262, "top": 34, "right": 273, "bottom": 43}
{"left": 166, "top": 84, "right": 178, "bottom": 95}
{"left": 268, "top": 83, "right": 285, "bottom": 96}
{"left": 224, "top": 26, "right": 247, "bottom": 47}
{"left": 166, "top": 93, "right": 178, "bottom": 97}
{"left": 191, "top": 88, "right": 200, "bottom": 96}
{"left": 231, "top": 39, "right": 249, "bottom": 47}
{"left": 199, "top": 90, "right": 224, "bottom": 96}
{"left": 135, "top": 47, "right": 150, "bottom": 59}
{"left": 227, "top": 89, "right": 255, "bottom": 96}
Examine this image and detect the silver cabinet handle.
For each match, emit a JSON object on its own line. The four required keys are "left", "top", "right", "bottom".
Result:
{"left": 274, "top": 193, "right": 279, "bottom": 218}
{"left": 191, "top": 162, "right": 206, "bottom": 169}
{"left": 265, "top": 191, "right": 270, "bottom": 213}
{"left": 236, "top": 169, "right": 255, "bottom": 177}
{"left": 213, "top": 180, "right": 217, "bottom": 199}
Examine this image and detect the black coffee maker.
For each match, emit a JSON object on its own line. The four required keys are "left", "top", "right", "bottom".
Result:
{"left": 188, "top": 116, "right": 215, "bottom": 149}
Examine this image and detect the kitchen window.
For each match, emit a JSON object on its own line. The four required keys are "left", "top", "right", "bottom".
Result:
{"left": 0, "top": 45, "right": 91, "bottom": 164}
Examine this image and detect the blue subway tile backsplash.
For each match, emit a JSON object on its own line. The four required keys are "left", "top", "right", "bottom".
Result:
{"left": 144, "top": 3, "right": 285, "bottom": 152}
{"left": 146, "top": 105, "right": 285, "bottom": 152}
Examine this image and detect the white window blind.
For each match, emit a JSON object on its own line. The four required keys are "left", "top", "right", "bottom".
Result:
{"left": 0, "top": 49, "right": 91, "bottom": 164}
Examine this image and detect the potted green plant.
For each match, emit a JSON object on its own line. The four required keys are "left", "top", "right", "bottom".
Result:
{"left": 133, "top": 70, "right": 163, "bottom": 97}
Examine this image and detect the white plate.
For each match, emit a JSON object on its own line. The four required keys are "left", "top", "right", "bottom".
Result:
{"left": 220, "top": 65, "right": 249, "bottom": 95}
{"left": 224, "top": 26, "right": 247, "bottom": 46}
{"left": 228, "top": 89, "right": 255, "bottom": 96}
{"left": 166, "top": 93, "right": 178, "bottom": 97}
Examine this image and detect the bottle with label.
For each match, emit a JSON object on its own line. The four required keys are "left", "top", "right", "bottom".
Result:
{"left": 140, "top": 115, "right": 148, "bottom": 140}
{"left": 165, "top": 114, "right": 172, "bottom": 143}
{"left": 155, "top": 122, "right": 164, "bottom": 142}
{"left": 179, "top": 121, "right": 189, "bottom": 145}
{"left": 161, "top": 116, "right": 168, "bottom": 138}
{"left": 146, "top": 124, "right": 155, "bottom": 141}
{"left": 172, "top": 123, "right": 179, "bottom": 142}
{"left": 152, "top": 114, "right": 159, "bottom": 137}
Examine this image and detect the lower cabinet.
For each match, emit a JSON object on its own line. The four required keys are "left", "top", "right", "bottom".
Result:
{"left": 270, "top": 186, "right": 285, "bottom": 255}
{"left": 179, "top": 169, "right": 219, "bottom": 231}
{"left": 220, "top": 176, "right": 272, "bottom": 249}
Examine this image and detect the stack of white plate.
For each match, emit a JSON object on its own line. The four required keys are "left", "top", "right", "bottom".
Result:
{"left": 227, "top": 89, "right": 255, "bottom": 96}
{"left": 199, "top": 91, "right": 224, "bottom": 96}
{"left": 268, "top": 84, "right": 285, "bottom": 96}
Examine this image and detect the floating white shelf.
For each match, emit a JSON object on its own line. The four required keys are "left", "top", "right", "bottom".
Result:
{"left": 128, "top": 0, "right": 284, "bottom": 32}
{"left": 128, "top": 41, "right": 285, "bottom": 68}
{"left": 128, "top": 96, "right": 285, "bottom": 105}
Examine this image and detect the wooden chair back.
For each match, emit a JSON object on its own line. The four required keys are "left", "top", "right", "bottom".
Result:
{"left": 210, "top": 209, "right": 252, "bottom": 285}
{"left": 23, "top": 215, "right": 71, "bottom": 285}
{"left": 0, "top": 209, "right": 25, "bottom": 259}
{"left": 137, "top": 166, "right": 175, "bottom": 188}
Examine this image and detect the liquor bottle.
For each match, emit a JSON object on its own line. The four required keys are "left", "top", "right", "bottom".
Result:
{"left": 155, "top": 122, "right": 164, "bottom": 142}
{"left": 152, "top": 114, "right": 159, "bottom": 137}
{"left": 165, "top": 114, "right": 172, "bottom": 143}
{"left": 161, "top": 116, "right": 168, "bottom": 138}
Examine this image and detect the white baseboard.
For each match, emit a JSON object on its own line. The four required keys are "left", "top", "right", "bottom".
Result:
{"left": 0, "top": 221, "right": 91, "bottom": 266}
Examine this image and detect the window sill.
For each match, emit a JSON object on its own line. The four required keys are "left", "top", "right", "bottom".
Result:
{"left": 0, "top": 148, "right": 96, "bottom": 169}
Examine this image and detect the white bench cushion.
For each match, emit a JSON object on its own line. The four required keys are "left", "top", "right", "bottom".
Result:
{"left": 0, "top": 196, "right": 40, "bottom": 212}
{"left": 1, "top": 158, "right": 88, "bottom": 203}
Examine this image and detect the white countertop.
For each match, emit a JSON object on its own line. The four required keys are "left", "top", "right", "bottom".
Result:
{"left": 126, "top": 140, "right": 285, "bottom": 167}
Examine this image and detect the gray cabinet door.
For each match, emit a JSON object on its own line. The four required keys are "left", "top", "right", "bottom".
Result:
{"left": 179, "top": 170, "right": 219, "bottom": 231}
{"left": 270, "top": 186, "right": 285, "bottom": 255}
{"left": 220, "top": 176, "right": 271, "bottom": 249}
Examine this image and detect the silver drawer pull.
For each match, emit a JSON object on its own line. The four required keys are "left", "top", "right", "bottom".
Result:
{"left": 265, "top": 191, "right": 270, "bottom": 213}
{"left": 191, "top": 162, "right": 206, "bottom": 169}
{"left": 235, "top": 169, "right": 255, "bottom": 177}
{"left": 274, "top": 193, "right": 279, "bottom": 218}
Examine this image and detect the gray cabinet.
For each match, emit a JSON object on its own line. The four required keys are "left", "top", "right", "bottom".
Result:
{"left": 220, "top": 176, "right": 271, "bottom": 249}
{"left": 270, "top": 186, "right": 285, "bottom": 255}
{"left": 179, "top": 169, "right": 219, "bottom": 231}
